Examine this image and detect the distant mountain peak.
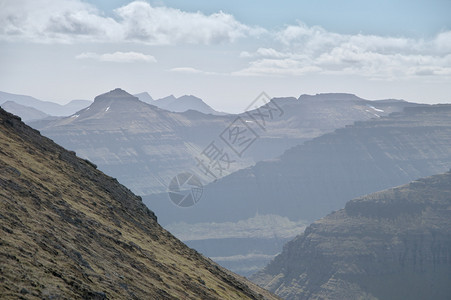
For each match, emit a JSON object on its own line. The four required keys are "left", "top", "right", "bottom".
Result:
{"left": 94, "top": 88, "right": 138, "bottom": 102}
{"left": 153, "top": 94, "right": 221, "bottom": 115}
{"left": 134, "top": 92, "right": 154, "bottom": 104}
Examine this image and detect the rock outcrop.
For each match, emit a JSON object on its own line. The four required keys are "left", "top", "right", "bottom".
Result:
{"left": 252, "top": 171, "right": 451, "bottom": 299}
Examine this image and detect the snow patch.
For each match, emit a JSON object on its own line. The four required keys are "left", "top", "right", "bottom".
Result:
{"left": 105, "top": 106, "right": 110, "bottom": 112}
{"left": 71, "top": 114, "right": 79, "bottom": 118}
{"left": 368, "top": 105, "right": 384, "bottom": 112}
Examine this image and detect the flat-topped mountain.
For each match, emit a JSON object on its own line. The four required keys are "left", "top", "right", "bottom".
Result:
{"left": 252, "top": 171, "right": 451, "bottom": 299}
{"left": 0, "top": 107, "right": 278, "bottom": 299}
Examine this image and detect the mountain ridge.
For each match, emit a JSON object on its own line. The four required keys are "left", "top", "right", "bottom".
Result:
{"left": 0, "top": 101, "right": 49, "bottom": 122}
{"left": 0, "top": 91, "right": 91, "bottom": 117}
{"left": 251, "top": 170, "right": 451, "bottom": 299}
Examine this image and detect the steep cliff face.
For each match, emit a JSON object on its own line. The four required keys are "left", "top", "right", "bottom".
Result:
{"left": 252, "top": 171, "right": 451, "bottom": 300}
{"left": 173, "top": 104, "right": 451, "bottom": 225}
{"left": 0, "top": 108, "right": 278, "bottom": 299}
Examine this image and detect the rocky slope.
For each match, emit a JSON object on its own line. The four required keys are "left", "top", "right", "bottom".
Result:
{"left": 0, "top": 107, "right": 278, "bottom": 299}
{"left": 251, "top": 171, "right": 451, "bottom": 299}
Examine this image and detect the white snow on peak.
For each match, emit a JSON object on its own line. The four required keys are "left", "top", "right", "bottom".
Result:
{"left": 71, "top": 114, "right": 79, "bottom": 118}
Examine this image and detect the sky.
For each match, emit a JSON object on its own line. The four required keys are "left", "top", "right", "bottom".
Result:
{"left": 0, "top": 0, "right": 450, "bottom": 113}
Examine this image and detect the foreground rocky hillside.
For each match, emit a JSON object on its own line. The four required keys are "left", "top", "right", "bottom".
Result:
{"left": 0, "top": 107, "right": 278, "bottom": 299}
{"left": 252, "top": 171, "right": 451, "bottom": 299}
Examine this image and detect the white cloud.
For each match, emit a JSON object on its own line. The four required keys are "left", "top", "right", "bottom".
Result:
{"left": 76, "top": 51, "right": 156, "bottom": 63}
{"left": 169, "top": 67, "right": 215, "bottom": 75}
{"left": 236, "top": 22, "right": 451, "bottom": 79}
{"left": 115, "top": 1, "right": 264, "bottom": 45}
{"left": 0, "top": 0, "right": 120, "bottom": 43}
{"left": 0, "top": 0, "right": 264, "bottom": 44}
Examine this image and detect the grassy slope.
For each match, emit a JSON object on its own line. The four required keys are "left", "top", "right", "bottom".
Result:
{"left": 0, "top": 109, "right": 278, "bottom": 300}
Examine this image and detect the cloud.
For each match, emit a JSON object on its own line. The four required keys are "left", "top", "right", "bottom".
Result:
{"left": 169, "top": 67, "right": 215, "bottom": 75}
{"left": 76, "top": 51, "right": 156, "bottom": 63}
{"left": 0, "top": 0, "right": 264, "bottom": 44}
{"left": 236, "top": 22, "right": 451, "bottom": 79}
{"left": 0, "top": 0, "right": 120, "bottom": 43}
{"left": 114, "top": 1, "right": 264, "bottom": 45}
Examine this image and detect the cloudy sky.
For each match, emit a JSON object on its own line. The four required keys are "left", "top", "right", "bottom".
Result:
{"left": 1, "top": 0, "right": 450, "bottom": 112}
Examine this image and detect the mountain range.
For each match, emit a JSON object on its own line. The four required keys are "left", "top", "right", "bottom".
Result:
{"left": 0, "top": 101, "right": 50, "bottom": 122}
{"left": 0, "top": 107, "right": 278, "bottom": 299}
{"left": 146, "top": 103, "right": 451, "bottom": 276}
{"left": 0, "top": 91, "right": 91, "bottom": 117}
{"left": 150, "top": 94, "right": 224, "bottom": 115}
{"left": 252, "top": 170, "right": 451, "bottom": 299}
{"left": 31, "top": 89, "right": 415, "bottom": 196}
{"left": 27, "top": 88, "right": 424, "bottom": 276}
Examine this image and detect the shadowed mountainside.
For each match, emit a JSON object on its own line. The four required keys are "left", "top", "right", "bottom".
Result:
{"left": 162, "top": 104, "right": 451, "bottom": 225}
{"left": 251, "top": 171, "right": 451, "bottom": 299}
{"left": 0, "top": 107, "right": 278, "bottom": 299}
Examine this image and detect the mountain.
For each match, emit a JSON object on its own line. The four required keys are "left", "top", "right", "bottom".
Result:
{"left": 32, "top": 90, "right": 416, "bottom": 196}
{"left": 251, "top": 171, "right": 451, "bottom": 299}
{"left": 0, "top": 107, "right": 278, "bottom": 299}
{"left": 0, "top": 91, "right": 91, "bottom": 116}
{"left": 31, "top": 89, "right": 420, "bottom": 276}
{"left": 145, "top": 104, "right": 451, "bottom": 276}
{"left": 134, "top": 92, "right": 154, "bottom": 104}
{"left": 31, "top": 88, "right": 244, "bottom": 195}
{"left": 1, "top": 100, "right": 49, "bottom": 122}
{"left": 152, "top": 94, "right": 223, "bottom": 115}
{"left": 168, "top": 104, "right": 451, "bottom": 223}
